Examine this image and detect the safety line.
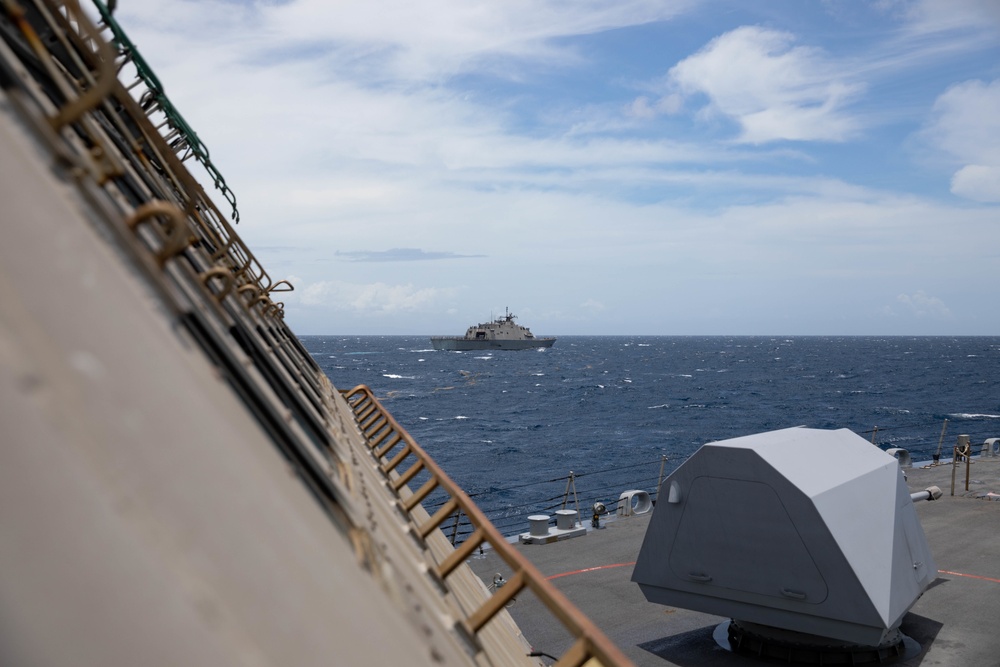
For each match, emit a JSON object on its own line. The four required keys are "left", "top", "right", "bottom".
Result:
{"left": 939, "top": 569, "right": 1000, "bottom": 585}
{"left": 547, "top": 562, "right": 637, "bottom": 580}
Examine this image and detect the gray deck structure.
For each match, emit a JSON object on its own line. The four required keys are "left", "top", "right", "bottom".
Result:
{"left": 469, "top": 455, "right": 1000, "bottom": 666}
{"left": 633, "top": 428, "right": 936, "bottom": 648}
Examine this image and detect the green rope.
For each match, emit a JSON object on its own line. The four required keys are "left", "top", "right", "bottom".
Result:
{"left": 91, "top": 0, "right": 240, "bottom": 222}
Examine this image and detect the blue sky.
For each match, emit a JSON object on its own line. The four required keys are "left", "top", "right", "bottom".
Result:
{"left": 112, "top": 0, "right": 999, "bottom": 335}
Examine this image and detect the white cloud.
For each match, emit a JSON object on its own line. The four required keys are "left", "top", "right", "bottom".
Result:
{"left": 580, "top": 299, "right": 606, "bottom": 313}
{"left": 899, "top": 0, "right": 1000, "bottom": 36}
{"left": 625, "top": 94, "right": 684, "bottom": 120}
{"left": 299, "top": 281, "right": 454, "bottom": 313}
{"left": 252, "top": 0, "right": 694, "bottom": 84}
{"left": 895, "top": 291, "right": 952, "bottom": 319}
{"left": 922, "top": 78, "right": 1000, "bottom": 203}
{"left": 951, "top": 166, "right": 1000, "bottom": 203}
{"left": 663, "top": 26, "right": 864, "bottom": 144}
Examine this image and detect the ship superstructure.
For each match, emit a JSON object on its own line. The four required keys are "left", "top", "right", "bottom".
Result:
{"left": 431, "top": 308, "right": 556, "bottom": 351}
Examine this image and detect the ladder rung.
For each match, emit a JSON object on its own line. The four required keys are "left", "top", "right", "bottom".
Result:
{"left": 419, "top": 498, "right": 458, "bottom": 539}
{"left": 466, "top": 570, "right": 525, "bottom": 633}
{"left": 434, "top": 528, "right": 485, "bottom": 579}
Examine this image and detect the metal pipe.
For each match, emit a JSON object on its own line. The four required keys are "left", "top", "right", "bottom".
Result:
{"left": 911, "top": 486, "right": 942, "bottom": 502}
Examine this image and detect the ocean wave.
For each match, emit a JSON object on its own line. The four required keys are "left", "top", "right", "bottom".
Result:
{"left": 301, "top": 335, "right": 1000, "bottom": 518}
{"left": 950, "top": 413, "right": 1000, "bottom": 420}
{"left": 383, "top": 374, "right": 416, "bottom": 379}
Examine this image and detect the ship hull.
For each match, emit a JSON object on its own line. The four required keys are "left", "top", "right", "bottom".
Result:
{"left": 430, "top": 337, "right": 556, "bottom": 351}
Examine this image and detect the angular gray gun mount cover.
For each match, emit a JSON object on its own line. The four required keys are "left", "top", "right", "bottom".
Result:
{"left": 632, "top": 427, "right": 936, "bottom": 646}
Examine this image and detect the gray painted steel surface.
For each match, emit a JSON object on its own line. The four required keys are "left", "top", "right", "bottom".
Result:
{"left": 430, "top": 309, "right": 555, "bottom": 350}
{"left": 631, "top": 427, "right": 936, "bottom": 646}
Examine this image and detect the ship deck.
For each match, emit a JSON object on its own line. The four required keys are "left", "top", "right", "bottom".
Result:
{"left": 468, "top": 457, "right": 1000, "bottom": 666}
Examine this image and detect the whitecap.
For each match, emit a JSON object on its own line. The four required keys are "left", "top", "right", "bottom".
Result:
{"left": 383, "top": 374, "right": 416, "bottom": 379}
{"left": 455, "top": 415, "right": 468, "bottom": 420}
{"left": 648, "top": 404, "right": 669, "bottom": 409}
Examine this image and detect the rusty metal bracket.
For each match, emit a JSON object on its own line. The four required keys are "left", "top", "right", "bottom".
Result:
{"left": 200, "top": 266, "right": 234, "bottom": 301}
{"left": 48, "top": 1, "right": 117, "bottom": 131}
{"left": 125, "top": 201, "right": 191, "bottom": 266}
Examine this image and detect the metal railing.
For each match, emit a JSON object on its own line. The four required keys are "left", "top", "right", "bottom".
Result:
{"left": 343, "top": 384, "right": 634, "bottom": 667}
{"left": 1, "top": 0, "right": 339, "bottom": 523}
{"left": 24, "top": 0, "right": 277, "bottom": 297}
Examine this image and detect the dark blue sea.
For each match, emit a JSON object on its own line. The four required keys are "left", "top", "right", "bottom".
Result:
{"left": 301, "top": 336, "right": 1000, "bottom": 537}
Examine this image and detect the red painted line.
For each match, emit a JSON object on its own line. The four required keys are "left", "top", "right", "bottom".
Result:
{"left": 939, "top": 569, "right": 1000, "bottom": 584}
{"left": 547, "top": 562, "right": 637, "bottom": 580}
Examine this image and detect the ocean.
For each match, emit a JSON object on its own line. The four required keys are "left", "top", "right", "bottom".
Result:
{"left": 302, "top": 336, "right": 1000, "bottom": 537}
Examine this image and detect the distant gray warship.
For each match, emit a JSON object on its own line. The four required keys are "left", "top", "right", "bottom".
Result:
{"left": 431, "top": 309, "right": 556, "bottom": 350}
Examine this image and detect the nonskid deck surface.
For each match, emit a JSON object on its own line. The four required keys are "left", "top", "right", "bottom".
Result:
{"left": 468, "top": 458, "right": 1000, "bottom": 666}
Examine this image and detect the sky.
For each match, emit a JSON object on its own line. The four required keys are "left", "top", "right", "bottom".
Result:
{"left": 107, "top": 0, "right": 999, "bottom": 335}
